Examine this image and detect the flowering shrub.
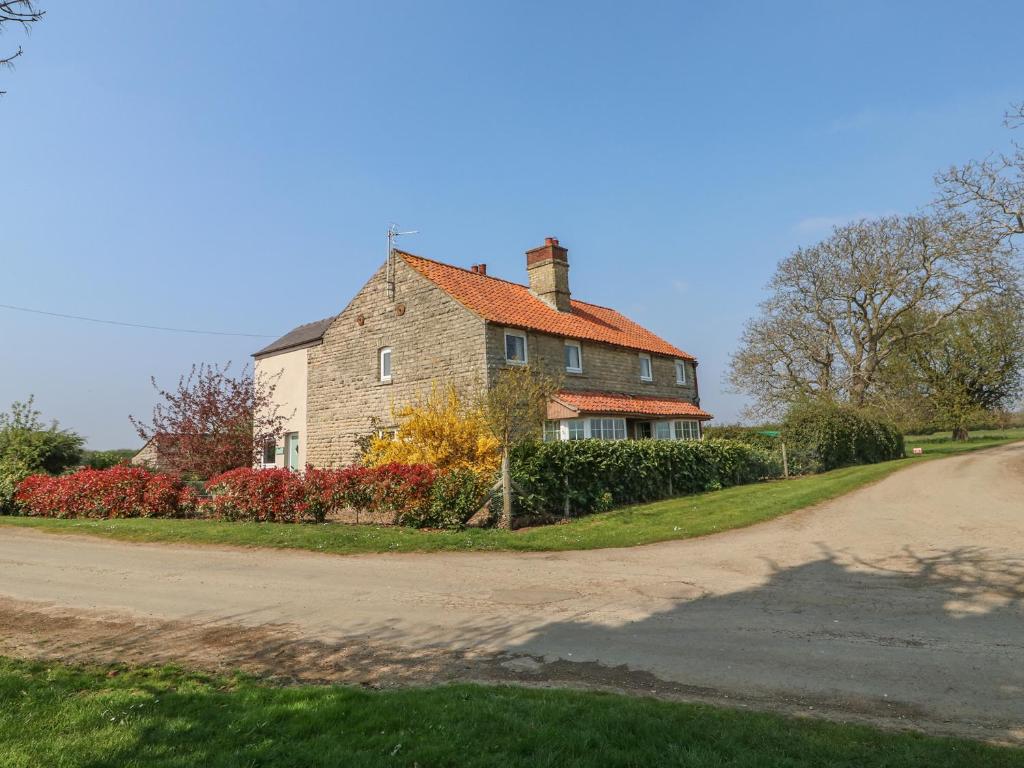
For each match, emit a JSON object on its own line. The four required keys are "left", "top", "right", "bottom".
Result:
{"left": 363, "top": 383, "right": 501, "bottom": 474}
{"left": 14, "top": 466, "right": 195, "bottom": 518}
{"left": 203, "top": 467, "right": 307, "bottom": 522}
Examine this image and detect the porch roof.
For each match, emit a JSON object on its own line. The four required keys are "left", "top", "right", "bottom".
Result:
{"left": 549, "top": 390, "right": 713, "bottom": 421}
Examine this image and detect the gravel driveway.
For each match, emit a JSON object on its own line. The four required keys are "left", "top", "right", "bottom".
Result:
{"left": 2, "top": 442, "right": 1022, "bottom": 743}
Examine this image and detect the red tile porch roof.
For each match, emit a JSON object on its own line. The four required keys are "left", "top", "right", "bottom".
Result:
{"left": 551, "top": 390, "right": 713, "bottom": 420}
{"left": 399, "top": 251, "right": 694, "bottom": 359}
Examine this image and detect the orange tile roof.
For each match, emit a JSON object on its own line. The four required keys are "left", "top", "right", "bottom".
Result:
{"left": 553, "top": 390, "right": 713, "bottom": 420}
{"left": 399, "top": 251, "right": 694, "bottom": 359}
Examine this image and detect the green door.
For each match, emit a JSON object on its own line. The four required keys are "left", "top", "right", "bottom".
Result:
{"left": 286, "top": 432, "right": 300, "bottom": 471}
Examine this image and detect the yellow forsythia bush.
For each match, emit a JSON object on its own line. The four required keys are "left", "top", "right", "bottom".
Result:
{"left": 363, "top": 383, "right": 501, "bottom": 475}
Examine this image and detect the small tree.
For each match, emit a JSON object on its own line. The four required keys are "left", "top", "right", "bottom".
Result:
{"left": 0, "top": 396, "right": 83, "bottom": 513}
{"left": 900, "top": 300, "right": 1024, "bottom": 441}
{"left": 363, "top": 382, "right": 501, "bottom": 474}
{"left": 480, "top": 365, "right": 560, "bottom": 529}
{"left": 130, "top": 362, "right": 287, "bottom": 479}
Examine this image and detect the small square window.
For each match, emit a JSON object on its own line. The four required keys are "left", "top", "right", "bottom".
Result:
{"left": 379, "top": 347, "right": 392, "bottom": 382}
{"left": 504, "top": 330, "right": 527, "bottom": 364}
{"left": 675, "top": 360, "right": 687, "bottom": 385}
{"left": 564, "top": 341, "right": 582, "bottom": 373}
{"left": 639, "top": 353, "right": 653, "bottom": 381}
{"left": 655, "top": 421, "right": 672, "bottom": 440}
{"left": 543, "top": 420, "right": 561, "bottom": 442}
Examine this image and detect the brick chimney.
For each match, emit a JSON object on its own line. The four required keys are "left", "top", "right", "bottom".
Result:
{"left": 526, "top": 237, "right": 571, "bottom": 312}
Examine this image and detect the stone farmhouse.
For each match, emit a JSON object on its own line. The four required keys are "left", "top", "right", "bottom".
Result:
{"left": 253, "top": 237, "right": 711, "bottom": 470}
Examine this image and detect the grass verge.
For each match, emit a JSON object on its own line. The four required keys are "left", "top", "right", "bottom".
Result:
{"left": 1, "top": 657, "right": 1020, "bottom": 768}
{"left": 1, "top": 430, "right": 1021, "bottom": 556}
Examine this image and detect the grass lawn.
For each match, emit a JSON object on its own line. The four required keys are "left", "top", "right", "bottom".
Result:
{"left": 1, "top": 429, "right": 1021, "bottom": 556}
{"left": 1, "top": 658, "right": 1020, "bottom": 768}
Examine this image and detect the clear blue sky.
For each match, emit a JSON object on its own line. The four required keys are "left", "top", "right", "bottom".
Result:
{"left": 3, "top": 1, "right": 1021, "bottom": 448}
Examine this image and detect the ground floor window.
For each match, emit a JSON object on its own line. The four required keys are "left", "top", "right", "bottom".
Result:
{"left": 654, "top": 421, "right": 672, "bottom": 440}
{"left": 543, "top": 420, "right": 560, "bottom": 442}
{"left": 566, "top": 419, "right": 587, "bottom": 440}
{"left": 674, "top": 419, "right": 701, "bottom": 441}
{"left": 262, "top": 440, "right": 276, "bottom": 465}
{"left": 589, "top": 417, "right": 626, "bottom": 440}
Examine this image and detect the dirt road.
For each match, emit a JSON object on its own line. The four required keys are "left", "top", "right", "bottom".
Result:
{"left": 2, "top": 443, "right": 1022, "bottom": 743}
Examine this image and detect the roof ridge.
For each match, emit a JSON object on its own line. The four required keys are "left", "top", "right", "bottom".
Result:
{"left": 396, "top": 250, "right": 530, "bottom": 290}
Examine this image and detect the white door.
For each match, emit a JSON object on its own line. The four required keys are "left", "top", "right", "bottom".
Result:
{"left": 286, "top": 432, "right": 300, "bottom": 471}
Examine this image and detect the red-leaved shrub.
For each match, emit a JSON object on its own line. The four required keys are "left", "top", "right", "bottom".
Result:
{"left": 14, "top": 466, "right": 195, "bottom": 518}
{"left": 202, "top": 467, "right": 307, "bottom": 522}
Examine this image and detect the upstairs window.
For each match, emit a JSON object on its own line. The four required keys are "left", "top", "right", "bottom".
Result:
{"left": 564, "top": 340, "right": 582, "bottom": 373}
{"left": 379, "top": 347, "right": 392, "bottom": 382}
{"left": 639, "top": 353, "right": 653, "bottom": 382}
{"left": 504, "top": 329, "right": 528, "bottom": 365}
{"left": 675, "top": 360, "right": 687, "bottom": 385}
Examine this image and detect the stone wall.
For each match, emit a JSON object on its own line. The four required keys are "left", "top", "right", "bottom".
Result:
{"left": 306, "top": 259, "right": 488, "bottom": 467}
{"left": 483, "top": 325, "right": 699, "bottom": 402}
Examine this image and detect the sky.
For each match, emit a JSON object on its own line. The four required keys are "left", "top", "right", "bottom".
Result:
{"left": 2, "top": 1, "right": 1022, "bottom": 449}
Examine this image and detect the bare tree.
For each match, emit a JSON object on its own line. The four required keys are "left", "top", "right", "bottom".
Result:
{"left": 730, "top": 214, "right": 1016, "bottom": 416}
{"left": 0, "top": 1, "right": 44, "bottom": 95}
{"left": 938, "top": 102, "right": 1024, "bottom": 243}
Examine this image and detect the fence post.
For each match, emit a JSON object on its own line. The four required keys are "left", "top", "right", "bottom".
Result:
{"left": 781, "top": 441, "right": 789, "bottom": 479}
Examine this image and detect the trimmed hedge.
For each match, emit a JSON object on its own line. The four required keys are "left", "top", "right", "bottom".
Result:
{"left": 15, "top": 463, "right": 490, "bottom": 530}
{"left": 783, "top": 402, "right": 904, "bottom": 474}
{"left": 13, "top": 466, "right": 197, "bottom": 519}
{"left": 511, "top": 438, "right": 781, "bottom": 518}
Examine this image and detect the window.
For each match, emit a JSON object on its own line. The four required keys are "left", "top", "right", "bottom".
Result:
{"left": 504, "top": 330, "right": 527, "bottom": 364}
{"left": 639, "top": 353, "right": 653, "bottom": 381}
{"left": 675, "top": 360, "right": 687, "bottom": 385}
{"left": 654, "top": 421, "right": 672, "bottom": 440}
{"left": 379, "top": 347, "right": 392, "bottom": 382}
{"left": 635, "top": 421, "right": 652, "bottom": 439}
{"left": 566, "top": 419, "right": 586, "bottom": 440}
{"left": 564, "top": 340, "right": 582, "bottom": 373}
{"left": 262, "top": 440, "right": 276, "bottom": 465}
{"left": 543, "top": 420, "right": 561, "bottom": 442}
{"left": 674, "top": 420, "right": 700, "bottom": 441}
{"left": 589, "top": 417, "right": 626, "bottom": 440}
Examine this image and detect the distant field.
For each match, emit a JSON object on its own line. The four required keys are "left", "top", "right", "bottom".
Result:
{"left": 1, "top": 428, "right": 1020, "bottom": 556}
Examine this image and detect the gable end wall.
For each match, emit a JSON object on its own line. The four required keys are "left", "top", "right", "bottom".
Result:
{"left": 306, "top": 260, "right": 488, "bottom": 467}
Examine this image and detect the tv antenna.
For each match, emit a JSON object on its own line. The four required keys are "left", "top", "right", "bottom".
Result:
{"left": 386, "top": 223, "right": 418, "bottom": 300}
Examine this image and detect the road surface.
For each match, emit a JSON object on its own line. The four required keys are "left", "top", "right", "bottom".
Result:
{"left": 1, "top": 442, "right": 1022, "bottom": 743}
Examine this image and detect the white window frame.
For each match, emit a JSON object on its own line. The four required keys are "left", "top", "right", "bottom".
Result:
{"left": 654, "top": 421, "right": 672, "bottom": 440}
{"left": 675, "top": 360, "right": 687, "bottom": 385}
{"left": 379, "top": 347, "right": 392, "bottom": 382}
{"left": 639, "top": 353, "right": 653, "bottom": 382}
{"left": 543, "top": 420, "right": 561, "bottom": 443}
{"left": 564, "top": 340, "right": 583, "bottom": 374}
{"left": 565, "top": 419, "right": 586, "bottom": 440}
{"left": 504, "top": 329, "right": 528, "bottom": 365}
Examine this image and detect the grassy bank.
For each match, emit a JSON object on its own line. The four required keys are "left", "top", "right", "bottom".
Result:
{"left": 1, "top": 657, "right": 1019, "bottom": 768}
{"left": 1, "top": 429, "right": 1020, "bottom": 556}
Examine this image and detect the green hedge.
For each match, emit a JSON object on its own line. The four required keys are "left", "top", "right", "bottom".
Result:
{"left": 510, "top": 438, "right": 780, "bottom": 518}
{"left": 783, "top": 401, "right": 904, "bottom": 474}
